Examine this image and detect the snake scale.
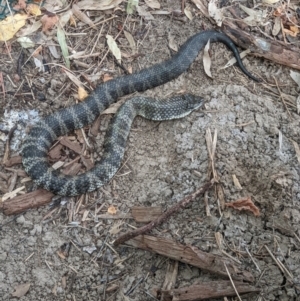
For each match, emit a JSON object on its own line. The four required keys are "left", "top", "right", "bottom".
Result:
{"left": 22, "top": 30, "right": 259, "bottom": 196}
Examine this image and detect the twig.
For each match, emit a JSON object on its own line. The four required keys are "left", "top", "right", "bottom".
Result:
{"left": 113, "top": 180, "right": 214, "bottom": 246}
{"left": 273, "top": 76, "right": 292, "bottom": 119}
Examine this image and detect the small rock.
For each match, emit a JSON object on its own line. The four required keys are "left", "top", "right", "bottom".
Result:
{"left": 0, "top": 252, "right": 7, "bottom": 261}
{"left": 16, "top": 215, "right": 25, "bottom": 225}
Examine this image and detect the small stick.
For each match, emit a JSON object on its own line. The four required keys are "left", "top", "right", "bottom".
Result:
{"left": 113, "top": 180, "right": 214, "bottom": 246}
{"left": 273, "top": 76, "right": 292, "bottom": 119}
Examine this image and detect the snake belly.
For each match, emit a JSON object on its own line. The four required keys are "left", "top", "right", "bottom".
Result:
{"left": 22, "top": 30, "right": 259, "bottom": 196}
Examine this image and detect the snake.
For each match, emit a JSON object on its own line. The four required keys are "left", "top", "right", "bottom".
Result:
{"left": 22, "top": 30, "right": 259, "bottom": 196}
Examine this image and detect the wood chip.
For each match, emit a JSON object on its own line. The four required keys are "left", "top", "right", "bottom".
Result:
{"left": 59, "top": 136, "right": 82, "bottom": 154}
{"left": 1, "top": 189, "right": 54, "bottom": 215}
{"left": 3, "top": 155, "right": 22, "bottom": 167}
{"left": 131, "top": 206, "right": 163, "bottom": 223}
{"left": 49, "top": 144, "right": 63, "bottom": 160}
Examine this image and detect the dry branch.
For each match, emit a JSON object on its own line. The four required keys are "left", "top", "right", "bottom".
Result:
{"left": 223, "top": 24, "right": 300, "bottom": 71}
{"left": 126, "top": 235, "right": 254, "bottom": 282}
{"left": 113, "top": 180, "right": 214, "bottom": 246}
{"left": 196, "top": 0, "right": 300, "bottom": 71}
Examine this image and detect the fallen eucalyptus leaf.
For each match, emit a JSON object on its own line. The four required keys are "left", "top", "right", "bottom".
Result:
{"left": 106, "top": 34, "right": 121, "bottom": 62}
{"left": 203, "top": 39, "right": 212, "bottom": 78}
{"left": 208, "top": 0, "right": 223, "bottom": 26}
{"left": 57, "top": 25, "right": 70, "bottom": 68}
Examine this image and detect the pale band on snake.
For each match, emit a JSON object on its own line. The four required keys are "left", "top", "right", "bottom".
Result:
{"left": 22, "top": 30, "right": 260, "bottom": 196}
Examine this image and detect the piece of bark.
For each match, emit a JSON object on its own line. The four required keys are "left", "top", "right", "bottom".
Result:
{"left": 126, "top": 235, "right": 254, "bottom": 282}
{"left": 5, "top": 168, "right": 27, "bottom": 178}
{"left": 160, "top": 261, "right": 178, "bottom": 301}
{"left": 59, "top": 136, "right": 82, "bottom": 154}
{"left": 3, "top": 155, "right": 22, "bottom": 167}
{"left": 80, "top": 155, "right": 94, "bottom": 171}
{"left": 195, "top": 0, "right": 300, "bottom": 71}
{"left": 1, "top": 189, "right": 54, "bottom": 215}
{"left": 131, "top": 206, "right": 163, "bottom": 223}
{"left": 62, "top": 162, "right": 82, "bottom": 176}
{"left": 0, "top": 179, "right": 8, "bottom": 193}
{"left": 49, "top": 143, "right": 63, "bottom": 160}
{"left": 90, "top": 115, "right": 102, "bottom": 136}
{"left": 157, "top": 280, "right": 260, "bottom": 301}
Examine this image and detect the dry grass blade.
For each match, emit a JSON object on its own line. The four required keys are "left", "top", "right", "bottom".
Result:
{"left": 205, "top": 128, "right": 218, "bottom": 180}
{"left": 224, "top": 263, "right": 243, "bottom": 301}
{"left": 273, "top": 76, "right": 292, "bottom": 119}
{"left": 291, "top": 140, "right": 300, "bottom": 164}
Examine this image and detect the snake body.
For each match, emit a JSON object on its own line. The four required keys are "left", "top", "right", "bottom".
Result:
{"left": 22, "top": 30, "right": 259, "bottom": 196}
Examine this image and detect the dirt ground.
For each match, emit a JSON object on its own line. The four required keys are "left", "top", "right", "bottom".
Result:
{"left": 1, "top": 1, "right": 300, "bottom": 300}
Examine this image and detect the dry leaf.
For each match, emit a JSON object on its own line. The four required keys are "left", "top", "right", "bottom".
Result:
{"left": 17, "top": 20, "right": 42, "bottom": 37}
{"left": 12, "top": 283, "right": 31, "bottom": 298}
{"left": 14, "top": 0, "right": 26, "bottom": 10}
{"left": 240, "top": 4, "right": 267, "bottom": 26}
{"left": 297, "top": 95, "right": 300, "bottom": 115}
{"left": 57, "top": 25, "right": 70, "bottom": 68}
{"left": 101, "top": 98, "right": 125, "bottom": 115}
{"left": 72, "top": 4, "right": 95, "bottom": 28}
{"left": 124, "top": 30, "right": 136, "bottom": 53}
{"left": 0, "top": 14, "right": 28, "bottom": 41}
{"left": 103, "top": 73, "right": 113, "bottom": 82}
{"left": 221, "top": 49, "right": 250, "bottom": 69}
{"left": 283, "top": 28, "right": 296, "bottom": 37}
{"left": 136, "top": 5, "right": 155, "bottom": 20}
{"left": 17, "top": 36, "right": 35, "bottom": 48}
{"left": 262, "top": 0, "right": 280, "bottom": 3}
{"left": 78, "top": 86, "right": 88, "bottom": 100}
{"left": 168, "top": 34, "right": 178, "bottom": 52}
{"left": 26, "top": 4, "right": 42, "bottom": 16}
{"left": 292, "top": 140, "right": 300, "bottom": 164}
{"left": 225, "top": 197, "right": 260, "bottom": 216}
{"left": 273, "top": 5, "right": 286, "bottom": 17}
{"left": 208, "top": 0, "right": 223, "bottom": 26}
{"left": 203, "top": 39, "right": 212, "bottom": 78}
{"left": 33, "top": 57, "right": 44, "bottom": 72}
{"left": 127, "top": 0, "right": 138, "bottom": 14}
{"left": 32, "top": 45, "right": 43, "bottom": 57}
{"left": 77, "top": 0, "right": 123, "bottom": 10}
{"left": 290, "top": 25, "right": 300, "bottom": 36}
{"left": 59, "top": 10, "right": 73, "bottom": 28}
{"left": 64, "top": 70, "right": 83, "bottom": 87}
{"left": 108, "top": 206, "right": 117, "bottom": 215}
{"left": 144, "top": 0, "right": 160, "bottom": 9}
{"left": 69, "top": 15, "right": 77, "bottom": 27}
{"left": 106, "top": 34, "right": 121, "bottom": 62}
{"left": 191, "top": 0, "right": 203, "bottom": 10}
{"left": 272, "top": 16, "right": 281, "bottom": 36}
{"left": 232, "top": 174, "right": 242, "bottom": 190}
{"left": 184, "top": 7, "right": 193, "bottom": 20}
{"left": 290, "top": 70, "right": 300, "bottom": 88}
{"left": 41, "top": 14, "right": 59, "bottom": 32}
